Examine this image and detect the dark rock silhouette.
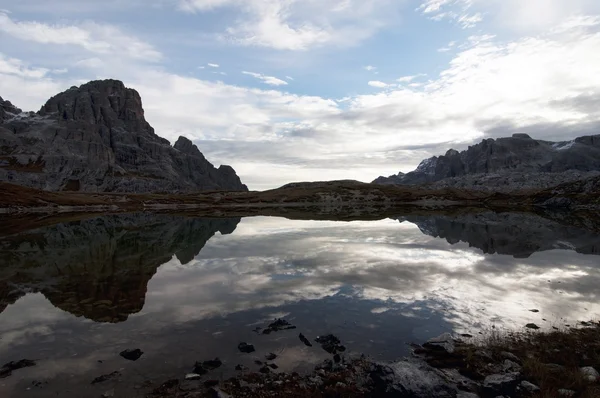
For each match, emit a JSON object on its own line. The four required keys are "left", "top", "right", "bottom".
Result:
{"left": 397, "top": 212, "right": 600, "bottom": 258}
{"left": 0, "top": 80, "right": 247, "bottom": 192}
{"left": 0, "top": 213, "right": 240, "bottom": 322}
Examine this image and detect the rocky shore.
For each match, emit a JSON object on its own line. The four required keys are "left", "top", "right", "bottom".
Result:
{"left": 129, "top": 321, "right": 600, "bottom": 398}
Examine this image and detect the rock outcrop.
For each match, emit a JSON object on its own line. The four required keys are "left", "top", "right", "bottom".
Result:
{"left": 0, "top": 80, "right": 247, "bottom": 193}
{"left": 374, "top": 133, "right": 600, "bottom": 191}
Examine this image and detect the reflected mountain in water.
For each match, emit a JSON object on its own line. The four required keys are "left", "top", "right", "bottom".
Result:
{"left": 398, "top": 211, "right": 600, "bottom": 258}
{"left": 0, "top": 214, "right": 240, "bottom": 322}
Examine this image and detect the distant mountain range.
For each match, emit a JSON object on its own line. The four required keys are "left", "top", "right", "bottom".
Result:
{"left": 0, "top": 80, "right": 247, "bottom": 193}
{"left": 374, "top": 133, "right": 600, "bottom": 191}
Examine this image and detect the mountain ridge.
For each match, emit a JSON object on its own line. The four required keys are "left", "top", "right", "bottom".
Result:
{"left": 0, "top": 79, "right": 247, "bottom": 193}
{"left": 374, "top": 133, "right": 600, "bottom": 191}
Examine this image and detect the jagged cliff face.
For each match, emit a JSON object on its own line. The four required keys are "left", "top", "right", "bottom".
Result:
{"left": 0, "top": 214, "right": 240, "bottom": 322}
{"left": 0, "top": 80, "right": 247, "bottom": 193}
{"left": 374, "top": 134, "right": 600, "bottom": 190}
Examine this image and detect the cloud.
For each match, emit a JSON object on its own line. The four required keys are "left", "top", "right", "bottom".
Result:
{"left": 418, "top": 0, "right": 600, "bottom": 31}
{"left": 364, "top": 65, "right": 377, "bottom": 71}
{"left": 285, "top": 76, "right": 294, "bottom": 81}
{"left": 368, "top": 80, "right": 390, "bottom": 88}
{"left": 397, "top": 74, "right": 426, "bottom": 83}
{"left": 3, "top": 14, "right": 600, "bottom": 189}
{"left": 0, "top": 11, "right": 161, "bottom": 61}
{"left": 242, "top": 71, "right": 288, "bottom": 86}
{"left": 178, "top": 0, "right": 398, "bottom": 50}
{"left": 207, "top": 63, "right": 220, "bottom": 68}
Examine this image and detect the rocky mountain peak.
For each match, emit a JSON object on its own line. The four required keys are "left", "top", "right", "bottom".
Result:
{"left": 0, "top": 79, "right": 248, "bottom": 193}
{"left": 373, "top": 133, "right": 600, "bottom": 190}
{"left": 174, "top": 136, "right": 204, "bottom": 159}
{"left": 0, "top": 96, "right": 22, "bottom": 123}
{"left": 38, "top": 79, "right": 153, "bottom": 135}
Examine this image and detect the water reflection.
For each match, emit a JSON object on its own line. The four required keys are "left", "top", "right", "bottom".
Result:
{"left": 0, "top": 214, "right": 240, "bottom": 322}
{"left": 0, "top": 212, "right": 599, "bottom": 397}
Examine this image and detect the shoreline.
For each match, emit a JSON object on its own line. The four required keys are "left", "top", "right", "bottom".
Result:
{"left": 90, "top": 322, "right": 600, "bottom": 398}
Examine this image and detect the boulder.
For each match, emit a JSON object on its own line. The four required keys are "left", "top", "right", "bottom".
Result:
{"left": 424, "top": 333, "right": 455, "bottom": 354}
{"left": 483, "top": 372, "right": 521, "bottom": 396}
{"left": 580, "top": 366, "right": 599, "bottom": 382}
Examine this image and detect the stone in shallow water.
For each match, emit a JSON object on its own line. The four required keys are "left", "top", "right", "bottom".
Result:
{"left": 185, "top": 373, "right": 202, "bottom": 381}
{"left": 424, "top": 333, "right": 455, "bottom": 354}
{"left": 299, "top": 333, "right": 312, "bottom": 347}
{"left": 525, "top": 323, "right": 540, "bottom": 330}
{"left": 238, "top": 342, "right": 255, "bottom": 353}
{"left": 119, "top": 348, "right": 143, "bottom": 361}
{"left": 0, "top": 359, "right": 36, "bottom": 378}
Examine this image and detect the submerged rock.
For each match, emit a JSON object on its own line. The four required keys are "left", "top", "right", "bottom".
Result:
{"left": 119, "top": 348, "right": 143, "bottom": 361}
{"left": 265, "top": 353, "right": 277, "bottom": 361}
{"left": 315, "top": 334, "right": 346, "bottom": 354}
{"left": 201, "top": 358, "right": 223, "bottom": 370}
{"left": 299, "top": 333, "right": 312, "bottom": 347}
{"left": 185, "top": 373, "right": 202, "bottom": 381}
{"left": 0, "top": 359, "right": 36, "bottom": 378}
{"left": 263, "top": 319, "right": 296, "bottom": 334}
{"left": 238, "top": 342, "right": 255, "bottom": 353}
{"left": 525, "top": 323, "right": 540, "bottom": 330}
{"left": 91, "top": 371, "right": 121, "bottom": 385}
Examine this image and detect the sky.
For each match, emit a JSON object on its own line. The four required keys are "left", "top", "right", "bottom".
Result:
{"left": 1, "top": 1, "right": 600, "bottom": 190}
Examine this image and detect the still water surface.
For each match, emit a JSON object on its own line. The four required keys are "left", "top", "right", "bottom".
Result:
{"left": 0, "top": 212, "right": 598, "bottom": 397}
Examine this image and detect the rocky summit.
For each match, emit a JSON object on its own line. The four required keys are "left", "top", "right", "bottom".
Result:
{"left": 0, "top": 80, "right": 247, "bottom": 193}
{"left": 374, "top": 133, "right": 600, "bottom": 191}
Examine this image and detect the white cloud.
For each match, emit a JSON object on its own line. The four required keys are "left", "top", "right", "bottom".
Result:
{"left": 242, "top": 71, "right": 288, "bottom": 86}
{"left": 418, "top": 0, "right": 600, "bottom": 31}
{"left": 0, "top": 11, "right": 161, "bottom": 61}
{"left": 207, "top": 63, "right": 219, "bottom": 68}
{"left": 397, "top": 74, "right": 426, "bottom": 83}
{"left": 3, "top": 15, "right": 600, "bottom": 188}
{"left": 285, "top": 76, "right": 294, "bottom": 81}
{"left": 364, "top": 65, "right": 377, "bottom": 71}
{"left": 178, "top": 0, "right": 398, "bottom": 50}
{"left": 368, "top": 80, "right": 390, "bottom": 88}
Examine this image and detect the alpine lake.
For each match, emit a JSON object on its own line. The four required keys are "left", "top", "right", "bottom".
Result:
{"left": 0, "top": 211, "right": 598, "bottom": 397}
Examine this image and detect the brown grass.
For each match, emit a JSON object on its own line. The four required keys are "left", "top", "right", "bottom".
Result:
{"left": 458, "top": 322, "right": 600, "bottom": 397}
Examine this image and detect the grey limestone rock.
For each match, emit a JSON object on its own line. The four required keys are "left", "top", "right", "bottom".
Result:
{"left": 373, "top": 133, "right": 600, "bottom": 192}
{"left": 424, "top": 333, "right": 456, "bottom": 354}
{"left": 580, "top": 366, "right": 599, "bottom": 382}
{"left": 0, "top": 80, "right": 247, "bottom": 193}
{"left": 483, "top": 372, "right": 521, "bottom": 396}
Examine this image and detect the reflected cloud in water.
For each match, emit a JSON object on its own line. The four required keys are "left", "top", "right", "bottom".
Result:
{"left": 0, "top": 212, "right": 599, "bottom": 395}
